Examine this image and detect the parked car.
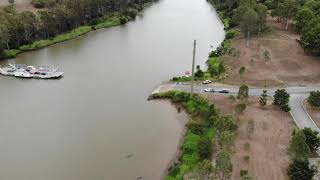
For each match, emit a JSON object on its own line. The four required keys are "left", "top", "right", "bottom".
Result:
{"left": 219, "top": 89, "right": 229, "bottom": 93}
{"left": 202, "top": 80, "right": 212, "bottom": 84}
{"left": 203, "top": 88, "right": 215, "bottom": 93}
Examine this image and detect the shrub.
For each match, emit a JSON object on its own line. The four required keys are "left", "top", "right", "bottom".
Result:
{"left": 182, "top": 132, "right": 200, "bottom": 154}
{"left": 259, "top": 90, "right": 268, "bottom": 106}
{"left": 195, "top": 69, "right": 204, "bottom": 79}
{"left": 289, "top": 130, "right": 310, "bottom": 159}
{"left": 302, "top": 128, "right": 320, "bottom": 153}
{"left": 239, "top": 66, "right": 246, "bottom": 75}
{"left": 236, "top": 103, "right": 247, "bottom": 113}
{"left": 223, "top": 18, "right": 231, "bottom": 30}
{"left": 308, "top": 91, "right": 320, "bottom": 107}
{"left": 125, "top": 8, "right": 139, "bottom": 18}
{"left": 226, "top": 30, "right": 236, "bottom": 39}
{"left": 240, "top": 170, "right": 248, "bottom": 177}
{"left": 207, "top": 57, "right": 221, "bottom": 76}
{"left": 243, "top": 155, "right": 250, "bottom": 162}
{"left": 237, "top": 84, "right": 249, "bottom": 100}
{"left": 288, "top": 158, "right": 316, "bottom": 180}
{"left": 198, "top": 137, "right": 213, "bottom": 160}
{"left": 120, "top": 16, "right": 128, "bottom": 24}
{"left": 187, "top": 121, "right": 206, "bottom": 135}
{"left": 273, "top": 89, "right": 291, "bottom": 112}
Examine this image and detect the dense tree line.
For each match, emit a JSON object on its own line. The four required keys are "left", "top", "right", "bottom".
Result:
{"left": 0, "top": 0, "right": 152, "bottom": 58}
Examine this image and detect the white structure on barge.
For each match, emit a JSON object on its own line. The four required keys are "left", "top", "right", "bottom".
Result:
{"left": 0, "top": 64, "right": 63, "bottom": 79}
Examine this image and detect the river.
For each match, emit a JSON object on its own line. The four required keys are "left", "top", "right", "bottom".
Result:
{"left": 0, "top": 0, "right": 224, "bottom": 179}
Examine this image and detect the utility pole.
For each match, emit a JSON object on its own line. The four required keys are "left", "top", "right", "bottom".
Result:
{"left": 190, "top": 40, "right": 196, "bottom": 97}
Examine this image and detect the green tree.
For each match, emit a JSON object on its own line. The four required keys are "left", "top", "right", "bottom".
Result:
{"left": 239, "top": 0, "right": 257, "bottom": 8}
{"left": 259, "top": 90, "right": 268, "bottom": 106}
{"left": 301, "top": 17, "right": 320, "bottom": 55}
{"left": 0, "top": 24, "right": 10, "bottom": 58}
{"left": 216, "top": 150, "right": 232, "bottom": 180}
{"left": 288, "top": 158, "right": 316, "bottom": 180}
{"left": 240, "top": 8, "right": 258, "bottom": 47}
{"left": 308, "top": 91, "right": 320, "bottom": 107}
{"left": 195, "top": 65, "right": 204, "bottom": 79}
{"left": 273, "top": 0, "right": 299, "bottom": 30}
{"left": 302, "top": 128, "right": 320, "bottom": 153}
{"left": 289, "top": 130, "right": 311, "bottom": 159}
{"left": 305, "top": 0, "right": 320, "bottom": 15}
{"left": 294, "top": 7, "right": 315, "bottom": 32}
{"left": 237, "top": 84, "right": 249, "bottom": 99}
{"left": 256, "top": 4, "right": 268, "bottom": 33}
{"left": 273, "top": 89, "right": 291, "bottom": 112}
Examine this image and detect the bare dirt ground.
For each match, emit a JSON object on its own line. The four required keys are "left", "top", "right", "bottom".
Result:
{"left": 222, "top": 16, "right": 320, "bottom": 87}
{"left": 203, "top": 94, "right": 295, "bottom": 180}
{"left": 303, "top": 99, "right": 320, "bottom": 128}
{"left": 0, "top": 0, "right": 35, "bottom": 12}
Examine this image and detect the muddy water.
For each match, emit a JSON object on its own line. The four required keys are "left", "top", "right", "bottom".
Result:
{"left": 0, "top": 0, "right": 224, "bottom": 179}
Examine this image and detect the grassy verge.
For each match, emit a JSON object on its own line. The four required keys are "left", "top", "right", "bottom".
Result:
{"left": 149, "top": 90, "right": 236, "bottom": 179}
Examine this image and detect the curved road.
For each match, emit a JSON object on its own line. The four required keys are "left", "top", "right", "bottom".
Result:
{"left": 153, "top": 83, "right": 320, "bottom": 132}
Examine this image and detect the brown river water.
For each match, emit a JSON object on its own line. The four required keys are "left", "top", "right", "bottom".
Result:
{"left": 0, "top": 0, "right": 224, "bottom": 179}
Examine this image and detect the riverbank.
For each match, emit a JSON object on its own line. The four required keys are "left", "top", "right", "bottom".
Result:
{"left": 2, "top": 4, "right": 151, "bottom": 60}
{"left": 149, "top": 91, "right": 237, "bottom": 179}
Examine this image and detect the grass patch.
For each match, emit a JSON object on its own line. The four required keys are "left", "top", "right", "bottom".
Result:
{"left": 4, "top": 49, "right": 21, "bottom": 59}
{"left": 19, "top": 26, "right": 92, "bottom": 52}
{"left": 95, "top": 16, "right": 121, "bottom": 29}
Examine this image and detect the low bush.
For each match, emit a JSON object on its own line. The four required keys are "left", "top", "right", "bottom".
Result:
{"left": 308, "top": 91, "right": 320, "bottom": 107}
{"left": 223, "top": 18, "right": 231, "bottom": 30}
{"left": 207, "top": 57, "right": 221, "bottom": 76}
{"left": 226, "top": 30, "right": 237, "bottom": 40}
{"left": 125, "top": 8, "right": 139, "bottom": 18}
{"left": 199, "top": 137, "right": 213, "bottom": 160}
{"left": 288, "top": 158, "right": 316, "bottom": 180}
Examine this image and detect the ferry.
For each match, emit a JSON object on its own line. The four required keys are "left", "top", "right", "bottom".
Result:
{"left": 0, "top": 64, "right": 63, "bottom": 79}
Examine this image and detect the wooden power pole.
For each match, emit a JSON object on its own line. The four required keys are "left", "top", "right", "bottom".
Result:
{"left": 190, "top": 40, "right": 196, "bottom": 97}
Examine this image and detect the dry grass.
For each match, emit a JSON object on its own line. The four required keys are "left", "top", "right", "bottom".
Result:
{"left": 203, "top": 94, "right": 295, "bottom": 180}
{"left": 222, "top": 16, "right": 320, "bottom": 87}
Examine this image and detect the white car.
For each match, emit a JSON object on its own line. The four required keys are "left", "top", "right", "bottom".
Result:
{"left": 202, "top": 80, "right": 212, "bottom": 84}
{"left": 203, "top": 88, "right": 215, "bottom": 93}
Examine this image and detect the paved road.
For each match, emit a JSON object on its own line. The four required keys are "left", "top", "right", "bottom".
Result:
{"left": 154, "top": 83, "right": 320, "bottom": 132}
